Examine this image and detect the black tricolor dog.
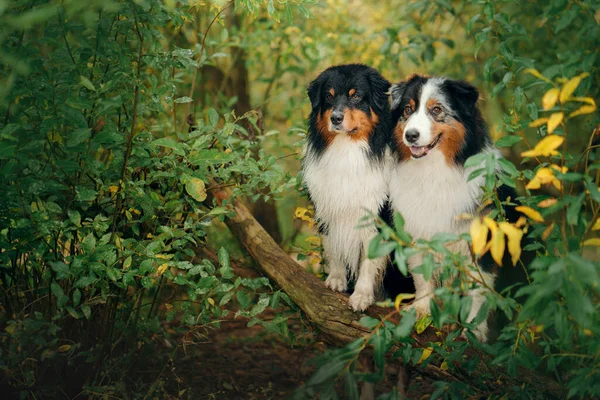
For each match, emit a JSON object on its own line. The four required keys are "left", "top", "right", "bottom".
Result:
{"left": 302, "top": 64, "right": 394, "bottom": 311}
{"left": 387, "top": 74, "right": 525, "bottom": 341}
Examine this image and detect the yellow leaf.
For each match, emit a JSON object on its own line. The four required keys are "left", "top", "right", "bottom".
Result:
{"left": 559, "top": 73, "right": 589, "bottom": 103}
{"left": 583, "top": 328, "right": 593, "bottom": 336}
{"left": 521, "top": 135, "right": 564, "bottom": 158}
{"left": 395, "top": 293, "right": 416, "bottom": 310}
{"left": 185, "top": 178, "right": 207, "bottom": 202}
{"left": 207, "top": 297, "right": 215, "bottom": 306}
{"left": 515, "top": 216, "right": 527, "bottom": 228}
{"left": 417, "top": 347, "right": 433, "bottom": 364}
{"left": 542, "top": 88, "right": 560, "bottom": 110}
{"left": 109, "top": 185, "right": 119, "bottom": 194}
{"left": 123, "top": 256, "right": 132, "bottom": 270}
{"left": 526, "top": 167, "right": 562, "bottom": 191}
{"left": 156, "top": 263, "right": 169, "bottom": 276}
{"left": 529, "top": 117, "right": 549, "bottom": 128}
{"left": 415, "top": 314, "right": 433, "bottom": 334}
{"left": 547, "top": 112, "right": 564, "bottom": 134}
{"left": 583, "top": 238, "right": 600, "bottom": 247}
{"left": 305, "top": 235, "right": 321, "bottom": 246}
{"left": 569, "top": 96, "right": 596, "bottom": 106}
{"left": 592, "top": 218, "right": 600, "bottom": 231}
{"left": 499, "top": 222, "right": 523, "bottom": 266}
{"left": 516, "top": 206, "right": 545, "bottom": 223}
{"left": 440, "top": 360, "right": 449, "bottom": 371}
{"left": 524, "top": 68, "right": 553, "bottom": 84}
{"left": 542, "top": 222, "right": 555, "bottom": 241}
{"left": 57, "top": 344, "right": 72, "bottom": 353}
{"left": 490, "top": 225, "right": 505, "bottom": 266}
{"left": 5, "top": 324, "right": 16, "bottom": 335}
{"left": 470, "top": 218, "right": 489, "bottom": 256}
{"left": 569, "top": 104, "right": 597, "bottom": 119}
{"left": 538, "top": 198, "right": 558, "bottom": 208}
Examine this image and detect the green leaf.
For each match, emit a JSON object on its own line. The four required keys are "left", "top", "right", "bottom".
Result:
{"left": 414, "top": 313, "right": 433, "bottom": 334}
{"left": 174, "top": 96, "right": 193, "bottom": 103}
{"left": 495, "top": 135, "right": 522, "bottom": 148}
{"left": 80, "top": 76, "right": 96, "bottom": 91}
{"left": 68, "top": 210, "right": 81, "bottom": 227}
{"left": 81, "top": 304, "right": 91, "bottom": 319}
{"left": 208, "top": 108, "right": 219, "bottom": 127}
{"left": 394, "top": 308, "right": 417, "bottom": 338}
{"left": 152, "top": 137, "right": 185, "bottom": 156}
{"left": 359, "top": 316, "right": 380, "bottom": 329}
{"left": 249, "top": 296, "right": 269, "bottom": 317}
{"left": 566, "top": 193, "right": 585, "bottom": 225}
{"left": 67, "top": 128, "right": 91, "bottom": 147}
{"left": 344, "top": 373, "right": 360, "bottom": 400}
{"left": 218, "top": 247, "right": 230, "bottom": 269}
{"left": 185, "top": 178, "right": 207, "bottom": 202}
{"left": 72, "top": 289, "right": 81, "bottom": 307}
{"left": 236, "top": 291, "right": 251, "bottom": 309}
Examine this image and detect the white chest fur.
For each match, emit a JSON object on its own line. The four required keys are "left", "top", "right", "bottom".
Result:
{"left": 303, "top": 136, "right": 389, "bottom": 226}
{"left": 388, "top": 149, "right": 484, "bottom": 240}
{"left": 303, "top": 136, "right": 389, "bottom": 273}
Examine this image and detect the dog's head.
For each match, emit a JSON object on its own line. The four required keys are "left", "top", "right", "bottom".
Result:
{"left": 390, "top": 75, "right": 489, "bottom": 164}
{"left": 307, "top": 64, "right": 390, "bottom": 145}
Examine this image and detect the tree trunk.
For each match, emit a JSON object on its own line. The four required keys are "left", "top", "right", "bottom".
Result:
{"left": 208, "top": 183, "right": 566, "bottom": 399}
{"left": 226, "top": 9, "right": 282, "bottom": 244}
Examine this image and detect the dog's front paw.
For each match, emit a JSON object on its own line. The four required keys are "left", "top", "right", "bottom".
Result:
{"left": 325, "top": 274, "right": 347, "bottom": 292}
{"left": 349, "top": 290, "right": 375, "bottom": 312}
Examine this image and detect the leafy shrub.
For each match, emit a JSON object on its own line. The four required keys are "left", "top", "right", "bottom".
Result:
{"left": 0, "top": 0, "right": 312, "bottom": 397}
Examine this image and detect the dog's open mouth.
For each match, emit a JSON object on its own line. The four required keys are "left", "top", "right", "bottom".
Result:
{"left": 409, "top": 134, "right": 442, "bottom": 159}
{"left": 331, "top": 125, "right": 358, "bottom": 135}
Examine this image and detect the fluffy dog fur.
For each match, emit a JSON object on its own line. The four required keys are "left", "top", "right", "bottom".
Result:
{"left": 387, "top": 75, "right": 520, "bottom": 341}
{"left": 303, "top": 64, "right": 392, "bottom": 311}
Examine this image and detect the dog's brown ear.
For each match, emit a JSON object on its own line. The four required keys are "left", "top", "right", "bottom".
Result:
{"left": 389, "top": 82, "right": 408, "bottom": 110}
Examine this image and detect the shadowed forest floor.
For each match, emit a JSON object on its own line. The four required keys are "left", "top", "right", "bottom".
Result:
{"left": 145, "top": 310, "right": 436, "bottom": 400}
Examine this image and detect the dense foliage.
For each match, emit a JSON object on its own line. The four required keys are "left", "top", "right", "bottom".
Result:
{"left": 1, "top": 0, "right": 599, "bottom": 399}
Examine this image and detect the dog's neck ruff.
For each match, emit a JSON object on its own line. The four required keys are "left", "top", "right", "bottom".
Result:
{"left": 389, "top": 148, "right": 495, "bottom": 239}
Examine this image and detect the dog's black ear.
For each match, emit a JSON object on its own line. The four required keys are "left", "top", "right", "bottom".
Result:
{"left": 367, "top": 70, "right": 391, "bottom": 113}
{"left": 389, "top": 81, "right": 408, "bottom": 111}
{"left": 445, "top": 79, "right": 479, "bottom": 113}
{"left": 307, "top": 74, "right": 325, "bottom": 111}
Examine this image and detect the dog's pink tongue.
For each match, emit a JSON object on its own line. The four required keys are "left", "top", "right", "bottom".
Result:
{"left": 410, "top": 146, "right": 427, "bottom": 158}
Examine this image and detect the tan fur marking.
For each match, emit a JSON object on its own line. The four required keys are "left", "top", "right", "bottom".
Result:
{"left": 329, "top": 88, "right": 335, "bottom": 97}
{"left": 393, "top": 122, "right": 412, "bottom": 160}
{"left": 349, "top": 88, "right": 356, "bottom": 96}
{"left": 344, "top": 109, "right": 378, "bottom": 142}
{"left": 316, "top": 109, "right": 336, "bottom": 145}
{"left": 436, "top": 121, "right": 466, "bottom": 165}
{"left": 426, "top": 98, "right": 439, "bottom": 109}
{"left": 408, "top": 99, "right": 416, "bottom": 112}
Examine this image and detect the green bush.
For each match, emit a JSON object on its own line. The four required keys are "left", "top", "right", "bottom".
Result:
{"left": 0, "top": 0, "right": 312, "bottom": 397}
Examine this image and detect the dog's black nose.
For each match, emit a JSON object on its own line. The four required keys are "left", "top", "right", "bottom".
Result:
{"left": 405, "top": 129, "right": 420, "bottom": 143}
{"left": 330, "top": 111, "right": 344, "bottom": 125}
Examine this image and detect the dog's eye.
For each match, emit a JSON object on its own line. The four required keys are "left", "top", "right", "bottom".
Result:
{"left": 431, "top": 106, "right": 442, "bottom": 115}
{"left": 404, "top": 105, "right": 413, "bottom": 116}
{"left": 351, "top": 93, "right": 361, "bottom": 101}
{"left": 325, "top": 93, "right": 333, "bottom": 101}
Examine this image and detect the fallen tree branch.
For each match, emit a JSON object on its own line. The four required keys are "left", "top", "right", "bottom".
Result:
{"left": 208, "top": 184, "right": 566, "bottom": 398}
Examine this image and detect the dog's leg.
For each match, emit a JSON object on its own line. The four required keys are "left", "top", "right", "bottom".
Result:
{"left": 349, "top": 235, "right": 386, "bottom": 311}
{"left": 323, "top": 234, "right": 348, "bottom": 292}
{"left": 404, "top": 253, "right": 435, "bottom": 317}
{"left": 464, "top": 269, "right": 495, "bottom": 342}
